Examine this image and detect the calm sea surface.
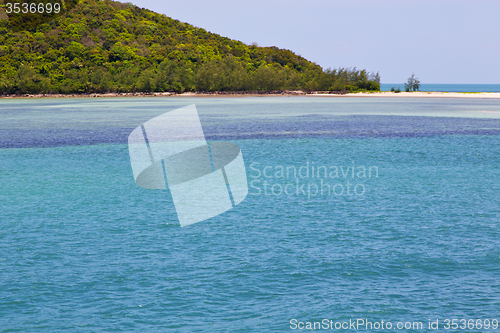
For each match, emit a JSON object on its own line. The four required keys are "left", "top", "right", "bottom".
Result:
{"left": 380, "top": 84, "right": 500, "bottom": 92}
{"left": 1, "top": 97, "right": 500, "bottom": 332}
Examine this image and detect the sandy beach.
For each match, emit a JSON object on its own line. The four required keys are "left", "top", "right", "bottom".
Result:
{"left": 341, "top": 91, "right": 500, "bottom": 99}
{"left": 1, "top": 91, "right": 500, "bottom": 99}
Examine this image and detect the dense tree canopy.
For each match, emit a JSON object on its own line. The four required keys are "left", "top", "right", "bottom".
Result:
{"left": 0, "top": 0, "right": 380, "bottom": 94}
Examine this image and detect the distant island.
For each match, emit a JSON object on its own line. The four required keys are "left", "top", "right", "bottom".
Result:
{"left": 0, "top": 0, "right": 381, "bottom": 95}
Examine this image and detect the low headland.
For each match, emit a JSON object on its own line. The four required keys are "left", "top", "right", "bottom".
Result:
{"left": 0, "top": 0, "right": 380, "bottom": 96}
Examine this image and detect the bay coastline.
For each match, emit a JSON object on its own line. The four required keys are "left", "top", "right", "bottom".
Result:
{"left": 1, "top": 90, "right": 500, "bottom": 99}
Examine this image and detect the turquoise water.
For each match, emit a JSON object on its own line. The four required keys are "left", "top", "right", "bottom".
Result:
{"left": 1, "top": 97, "right": 500, "bottom": 332}
{"left": 381, "top": 84, "right": 500, "bottom": 92}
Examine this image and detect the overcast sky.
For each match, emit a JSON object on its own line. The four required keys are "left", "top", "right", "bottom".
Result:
{"left": 129, "top": 0, "right": 499, "bottom": 84}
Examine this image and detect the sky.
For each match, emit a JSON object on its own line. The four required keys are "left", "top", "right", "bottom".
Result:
{"left": 129, "top": 0, "right": 500, "bottom": 84}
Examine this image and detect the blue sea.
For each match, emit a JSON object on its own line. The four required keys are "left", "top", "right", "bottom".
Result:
{"left": 380, "top": 83, "right": 500, "bottom": 92}
{"left": 1, "top": 97, "right": 500, "bottom": 332}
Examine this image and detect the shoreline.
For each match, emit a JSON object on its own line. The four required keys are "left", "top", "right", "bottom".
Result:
{"left": 1, "top": 90, "right": 500, "bottom": 99}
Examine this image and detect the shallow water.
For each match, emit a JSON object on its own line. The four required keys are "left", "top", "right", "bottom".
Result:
{"left": 1, "top": 97, "right": 500, "bottom": 332}
{"left": 2, "top": 96, "right": 500, "bottom": 148}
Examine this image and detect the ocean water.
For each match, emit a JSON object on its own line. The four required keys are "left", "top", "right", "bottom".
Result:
{"left": 1, "top": 97, "right": 500, "bottom": 332}
{"left": 380, "top": 83, "right": 500, "bottom": 93}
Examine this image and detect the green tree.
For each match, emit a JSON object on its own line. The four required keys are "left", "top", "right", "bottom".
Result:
{"left": 65, "top": 41, "right": 86, "bottom": 60}
{"left": 404, "top": 73, "right": 421, "bottom": 92}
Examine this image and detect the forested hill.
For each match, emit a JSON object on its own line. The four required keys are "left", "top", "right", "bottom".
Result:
{"left": 0, "top": 0, "right": 380, "bottom": 94}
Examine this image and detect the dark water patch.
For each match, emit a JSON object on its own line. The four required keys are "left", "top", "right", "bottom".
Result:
{"left": 202, "top": 115, "right": 500, "bottom": 140}
{"left": 3, "top": 115, "right": 500, "bottom": 148}
{"left": 0, "top": 127, "right": 135, "bottom": 148}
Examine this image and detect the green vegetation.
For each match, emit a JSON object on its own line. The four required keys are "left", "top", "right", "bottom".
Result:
{"left": 404, "top": 73, "right": 420, "bottom": 92}
{"left": 390, "top": 86, "right": 401, "bottom": 93}
{"left": 0, "top": 0, "right": 381, "bottom": 94}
